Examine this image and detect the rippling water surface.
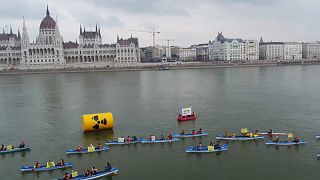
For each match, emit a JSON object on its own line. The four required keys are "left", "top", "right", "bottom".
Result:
{"left": 0, "top": 65, "right": 320, "bottom": 179}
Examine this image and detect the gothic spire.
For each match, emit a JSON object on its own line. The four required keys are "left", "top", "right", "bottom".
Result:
{"left": 18, "top": 28, "right": 21, "bottom": 39}
{"left": 83, "top": 26, "right": 86, "bottom": 32}
{"left": 95, "top": 23, "right": 98, "bottom": 32}
{"left": 80, "top": 24, "right": 82, "bottom": 35}
{"left": 10, "top": 25, "right": 12, "bottom": 34}
{"left": 98, "top": 25, "right": 101, "bottom": 36}
{"left": 46, "top": 5, "right": 50, "bottom": 17}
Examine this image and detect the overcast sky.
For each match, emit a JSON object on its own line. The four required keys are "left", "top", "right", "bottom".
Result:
{"left": 0, "top": 0, "right": 319, "bottom": 47}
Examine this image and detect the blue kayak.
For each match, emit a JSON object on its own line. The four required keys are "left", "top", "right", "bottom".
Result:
{"left": 0, "top": 146, "right": 31, "bottom": 154}
{"left": 20, "top": 162, "right": 72, "bottom": 172}
{"left": 266, "top": 140, "right": 306, "bottom": 145}
{"left": 140, "top": 138, "right": 179, "bottom": 143}
{"left": 55, "top": 167, "right": 119, "bottom": 180}
{"left": 105, "top": 140, "right": 141, "bottom": 145}
{"left": 216, "top": 135, "right": 264, "bottom": 141}
{"left": 186, "top": 144, "right": 228, "bottom": 153}
{"left": 66, "top": 147, "right": 109, "bottom": 154}
{"left": 173, "top": 132, "right": 208, "bottom": 138}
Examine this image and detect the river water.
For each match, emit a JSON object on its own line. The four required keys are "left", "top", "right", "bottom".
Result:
{"left": 0, "top": 65, "right": 320, "bottom": 180}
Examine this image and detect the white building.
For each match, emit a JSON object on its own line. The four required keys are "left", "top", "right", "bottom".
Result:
{"left": 179, "top": 47, "right": 196, "bottom": 61}
{"left": 0, "top": 28, "right": 21, "bottom": 65}
{"left": 302, "top": 42, "right": 320, "bottom": 59}
{"left": 1, "top": 6, "right": 140, "bottom": 68}
{"left": 209, "top": 32, "right": 258, "bottom": 61}
{"left": 21, "top": 7, "right": 64, "bottom": 66}
{"left": 259, "top": 42, "right": 285, "bottom": 60}
{"left": 115, "top": 36, "right": 140, "bottom": 65}
{"left": 63, "top": 24, "right": 116, "bottom": 66}
{"left": 284, "top": 42, "right": 302, "bottom": 60}
{"left": 259, "top": 39, "right": 302, "bottom": 60}
{"left": 196, "top": 43, "right": 209, "bottom": 61}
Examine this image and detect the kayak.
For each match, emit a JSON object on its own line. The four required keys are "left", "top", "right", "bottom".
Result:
{"left": 140, "top": 138, "right": 179, "bottom": 143}
{"left": 317, "top": 154, "right": 320, "bottom": 157}
{"left": 66, "top": 147, "right": 109, "bottom": 154}
{"left": 186, "top": 144, "right": 228, "bottom": 153}
{"left": 259, "top": 132, "right": 288, "bottom": 136}
{"left": 105, "top": 140, "right": 141, "bottom": 145}
{"left": 173, "top": 132, "right": 208, "bottom": 138}
{"left": 0, "top": 146, "right": 31, "bottom": 154}
{"left": 266, "top": 140, "right": 306, "bottom": 145}
{"left": 20, "top": 162, "right": 72, "bottom": 172}
{"left": 55, "top": 167, "right": 119, "bottom": 180}
{"left": 216, "top": 135, "right": 264, "bottom": 141}
{"left": 316, "top": 135, "right": 320, "bottom": 139}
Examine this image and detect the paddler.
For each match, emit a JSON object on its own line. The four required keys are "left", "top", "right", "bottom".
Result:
{"left": 214, "top": 142, "right": 221, "bottom": 149}
{"left": 58, "top": 159, "right": 65, "bottom": 166}
{"left": 197, "top": 128, "right": 202, "bottom": 134}
{"left": 273, "top": 136, "right": 279, "bottom": 142}
{"left": 209, "top": 142, "right": 214, "bottom": 146}
{"left": 248, "top": 132, "right": 253, "bottom": 138}
{"left": 127, "top": 136, "right": 132, "bottom": 143}
{"left": 268, "top": 129, "right": 273, "bottom": 135}
{"left": 192, "top": 129, "right": 196, "bottom": 135}
{"left": 91, "top": 166, "right": 98, "bottom": 175}
{"left": 76, "top": 145, "right": 82, "bottom": 152}
{"left": 225, "top": 132, "right": 230, "bottom": 137}
{"left": 19, "top": 140, "right": 25, "bottom": 148}
{"left": 180, "top": 130, "right": 185, "bottom": 135}
{"left": 160, "top": 135, "right": 165, "bottom": 140}
{"left": 96, "top": 143, "right": 102, "bottom": 150}
{"left": 63, "top": 172, "right": 70, "bottom": 180}
{"left": 105, "top": 162, "right": 112, "bottom": 171}
{"left": 34, "top": 161, "right": 41, "bottom": 168}
{"left": 84, "top": 169, "right": 91, "bottom": 176}
{"left": 196, "top": 142, "right": 202, "bottom": 151}
{"left": 133, "top": 136, "right": 138, "bottom": 141}
{"left": 293, "top": 137, "right": 300, "bottom": 143}
{"left": 254, "top": 130, "right": 259, "bottom": 136}
{"left": 168, "top": 134, "right": 173, "bottom": 140}
{"left": 0, "top": 144, "right": 5, "bottom": 151}
{"left": 231, "top": 132, "right": 236, "bottom": 138}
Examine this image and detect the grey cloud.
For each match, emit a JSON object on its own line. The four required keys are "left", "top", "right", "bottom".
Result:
{"left": 76, "top": 15, "right": 124, "bottom": 28}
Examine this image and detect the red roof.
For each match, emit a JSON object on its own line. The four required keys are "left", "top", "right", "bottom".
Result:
{"left": 40, "top": 16, "right": 56, "bottom": 29}
{"left": 0, "top": 34, "right": 19, "bottom": 41}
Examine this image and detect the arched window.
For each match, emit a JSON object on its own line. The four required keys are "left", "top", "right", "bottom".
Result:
{"left": 49, "top": 36, "right": 52, "bottom": 44}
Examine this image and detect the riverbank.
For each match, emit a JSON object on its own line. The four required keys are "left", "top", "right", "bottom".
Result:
{"left": 0, "top": 60, "right": 319, "bottom": 75}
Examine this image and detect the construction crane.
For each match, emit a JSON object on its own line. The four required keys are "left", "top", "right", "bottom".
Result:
{"left": 158, "top": 39, "right": 174, "bottom": 58}
{"left": 129, "top": 28, "right": 160, "bottom": 47}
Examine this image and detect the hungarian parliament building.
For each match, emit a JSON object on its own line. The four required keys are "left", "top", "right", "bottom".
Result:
{"left": 0, "top": 7, "right": 140, "bottom": 68}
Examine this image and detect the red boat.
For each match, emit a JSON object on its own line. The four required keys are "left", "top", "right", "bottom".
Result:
{"left": 177, "top": 107, "right": 196, "bottom": 121}
{"left": 177, "top": 113, "right": 197, "bottom": 121}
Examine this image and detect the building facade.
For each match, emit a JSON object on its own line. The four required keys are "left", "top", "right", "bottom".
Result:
{"left": 1, "top": 6, "right": 140, "bottom": 68}
{"left": 21, "top": 7, "right": 64, "bottom": 66}
{"left": 63, "top": 24, "right": 116, "bottom": 66}
{"left": 0, "top": 28, "right": 21, "bottom": 65}
{"left": 115, "top": 36, "right": 140, "bottom": 65}
{"left": 196, "top": 43, "right": 209, "bottom": 61}
{"left": 179, "top": 47, "right": 196, "bottom": 61}
{"left": 284, "top": 42, "right": 302, "bottom": 60}
{"left": 209, "top": 32, "right": 258, "bottom": 61}
{"left": 302, "top": 42, "right": 320, "bottom": 59}
{"left": 259, "top": 40, "right": 302, "bottom": 60}
{"left": 259, "top": 42, "right": 285, "bottom": 60}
